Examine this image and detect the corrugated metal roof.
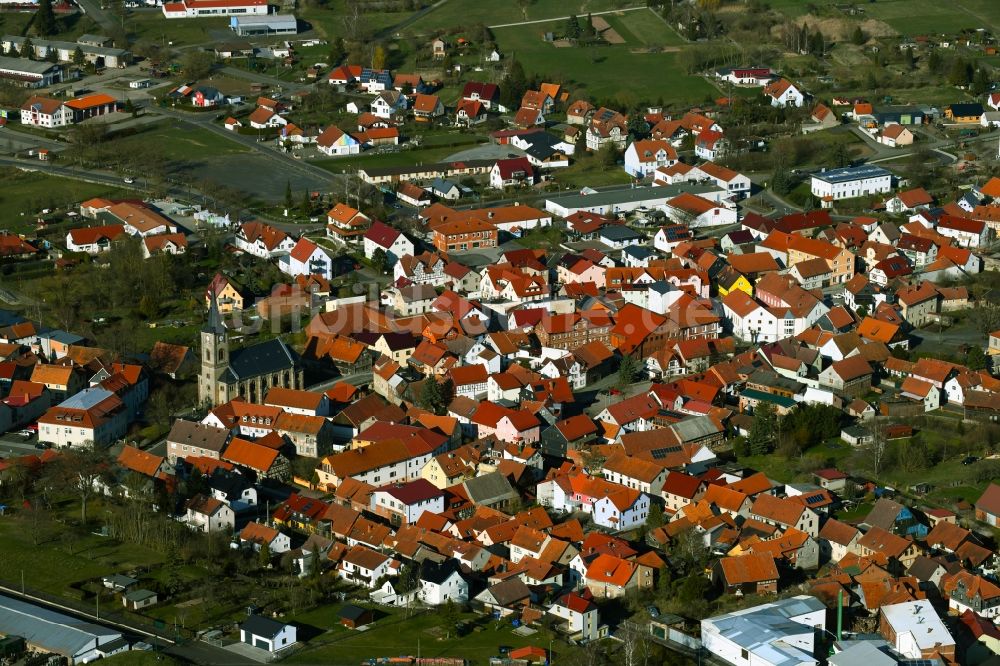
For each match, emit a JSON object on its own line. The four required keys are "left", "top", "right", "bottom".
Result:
{"left": 0, "top": 595, "right": 122, "bottom": 660}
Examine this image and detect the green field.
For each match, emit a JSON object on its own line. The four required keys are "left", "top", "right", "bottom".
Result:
{"left": 0, "top": 516, "right": 165, "bottom": 596}
{"left": 299, "top": 0, "right": 417, "bottom": 41}
{"left": 404, "top": 0, "right": 626, "bottom": 34}
{"left": 767, "top": 0, "right": 997, "bottom": 35}
{"left": 606, "top": 8, "right": 686, "bottom": 47}
{"left": 0, "top": 10, "right": 33, "bottom": 37}
{"left": 287, "top": 604, "right": 568, "bottom": 665}
{"left": 313, "top": 144, "right": 470, "bottom": 174}
{"left": 123, "top": 11, "right": 229, "bottom": 46}
{"left": 492, "top": 23, "right": 715, "bottom": 105}
{"left": 112, "top": 121, "right": 250, "bottom": 162}
{"left": 0, "top": 169, "right": 130, "bottom": 233}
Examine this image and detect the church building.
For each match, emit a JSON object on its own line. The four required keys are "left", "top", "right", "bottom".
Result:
{"left": 199, "top": 294, "right": 303, "bottom": 407}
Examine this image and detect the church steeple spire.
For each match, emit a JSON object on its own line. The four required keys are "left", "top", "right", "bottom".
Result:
{"left": 203, "top": 291, "right": 226, "bottom": 335}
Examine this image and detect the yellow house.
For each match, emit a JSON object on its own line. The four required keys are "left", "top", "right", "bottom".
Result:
{"left": 716, "top": 266, "right": 753, "bottom": 298}
{"left": 421, "top": 455, "right": 470, "bottom": 489}
{"left": 206, "top": 273, "right": 244, "bottom": 313}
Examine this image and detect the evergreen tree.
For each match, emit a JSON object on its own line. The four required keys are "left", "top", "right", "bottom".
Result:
{"left": 947, "top": 57, "right": 971, "bottom": 86}
{"left": 329, "top": 38, "right": 345, "bottom": 66}
{"left": 850, "top": 25, "right": 865, "bottom": 45}
{"left": 971, "top": 67, "right": 990, "bottom": 95}
{"left": 584, "top": 12, "right": 595, "bottom": 38}
{"left": 903, "top": 46, "right": 914, "bottom": 70}
{"left": 616, "top": 353, "right": 641, "bottom": 388}
{"left": 72, "top": 46, "right": 86, "bottom": 67}
{"left": 927, "top": 49, "right": 943, "bottom": 73}
{"left": 419, "top": 378, "right": 444, "bottom": 414}
{"left": 300, "top": 190, "right": 312, "bottom": 217}
{"left": 438, "top": 379, "right": 454, "bottom": 412}
{"left": 966, "top": 345, "right": 987, "bottom": 371}
{"left": 499, "top": 59, "right": 528, "bottom": 110}
{"left": 35, "top": 0, "right": 58, "bottom": 37}
{"left": 21, "top": 36, "right": 34, "bottom": 60}
{"left": 646, "top": 503, "right": 664, "bottom": 530}
{"left": 747, "top": 403, "right": 777, "bottom": 455}
{"left": 258, "top": 543, "right": 271, "bottom": 568}
{"left": 284, "top": 180, "right": 293, "bottom": 209}
{"left": 565, "top": 14, "right": 581, "bottom": 39}
{"left": 771, "top": 163, "right": 793, "bottom": 195}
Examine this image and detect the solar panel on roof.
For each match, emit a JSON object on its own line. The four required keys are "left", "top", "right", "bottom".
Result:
{"left": 650, "top": 445, "right": 683, "bottom": 459}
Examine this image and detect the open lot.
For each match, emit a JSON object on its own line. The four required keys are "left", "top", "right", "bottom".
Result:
{"left": 111, "top": 121, "right": 250, "bottom": 162}
{"left": 492, "top": 21, "right": 715, "bottom": 105}
{"left": 0, "top": 514, "right": 165, "bottom": 597}
{"left": 123, "top": 10, "right": 229, "bottom": 46}
{"left": 313, "top": 144, "right": 469, "bottom": 175}
{"left": 287, "top": 604, "right": 566, "bottom": 665}
{"left": 0, "top": 169, "right": 130, "bottom": 234}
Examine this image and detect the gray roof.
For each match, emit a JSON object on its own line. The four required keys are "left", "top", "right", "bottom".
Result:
{"left": 429, "top": 178, "right": 459, "bottom": 193}
{"left": 0, "top": 595, "right": 122, "bottom": 660}
{"left": 102, "top": 574, "right": 138, "bottom": 588}
{"left": 863, "top": 497, "right": 905, "bottom": 530}
{"left": 828, "top": 640, "right": 900, "bottom": 666}
{"left": 241, "top": 614, "right": 288, "bottom": 639}
{"left": 3, "top": 35, "right": 128, "bottom": 58}
{"left": 599, "top": 226, "right": 644, "bottom": 241}
{"left": 60, "top": 387, "right": 115, "bottom": 410}
{"left": 622, "top": 245, "right": 655, "bottom": 260}
{"left": 475, "top": 578, "right": 531, "bottom": 606}
{"left": 812, "top": 165, "right": 891, "bottom": 184}
{"left": 227, "top": 338, "right": 298, "bottom": 382}
{"left": 670, "top": 415, "right": 722, "bottom": 443}
{"left": 166, "top": 419, "right": 231, "bottom": 453}
{"left": 0, "top": 55, "right": 61, "bottom": 75}
{"left": 704, "top": 596, "right": 826, "bottom": 666}
{"left": 461, "top": 471, "right": 516, "bottom": 506}
{"left": 545, "top": 183, "right": 719, "bottom": 210}
{"left": 123, "top": 589, "right": 157, "bottom": 602}
{"left": 231, "top": 14, "right": 297, "bottom": 28}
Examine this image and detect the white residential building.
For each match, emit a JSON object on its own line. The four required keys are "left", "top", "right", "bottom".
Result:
{"left": 810, "top": 165, "right": 892, "bottom": 203}
{"left": 278, "top": 237, "right": 334, "bottom": 280}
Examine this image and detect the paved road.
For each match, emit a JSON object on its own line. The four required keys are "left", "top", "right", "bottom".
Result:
{"left": 488, "top": 5, "right": 646, "bottom": 29}
{"left": 74, "top": 0, "right": 119, "bottom": 36}
{"left": 0, "top": 127, "right": 68, "bottom": 153}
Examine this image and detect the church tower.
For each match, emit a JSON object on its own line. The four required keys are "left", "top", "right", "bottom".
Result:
{"left": 198, "top": 292, "right": 229, "bottom": 407}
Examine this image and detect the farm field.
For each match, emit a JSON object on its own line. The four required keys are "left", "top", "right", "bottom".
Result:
{"left": 403, "top": 0, "right": 626, "bottom": 34}
{"left": 767, "top": 0, "right": 996, "bottom": 35}
{"left": 605, "top": 8, "right": 686, "bottom": 48}
{"left": 298, "top": 1, "right": 415, "bottom": 41}
{"left": 492, "top": 21, "right": 715, "bottom": 106}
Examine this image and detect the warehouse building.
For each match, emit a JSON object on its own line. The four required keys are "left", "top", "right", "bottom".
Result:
{"left": 0, "top": 595, "right": 128, "bottom": 663}
{"left": 0, "top": 36, "right": 131, "bottom": 68}
{"left": 230, "top": 14, "right": 298, "bottom": 36}
{"left": 0, "top": 56, "right": 63, "bottom": 88}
